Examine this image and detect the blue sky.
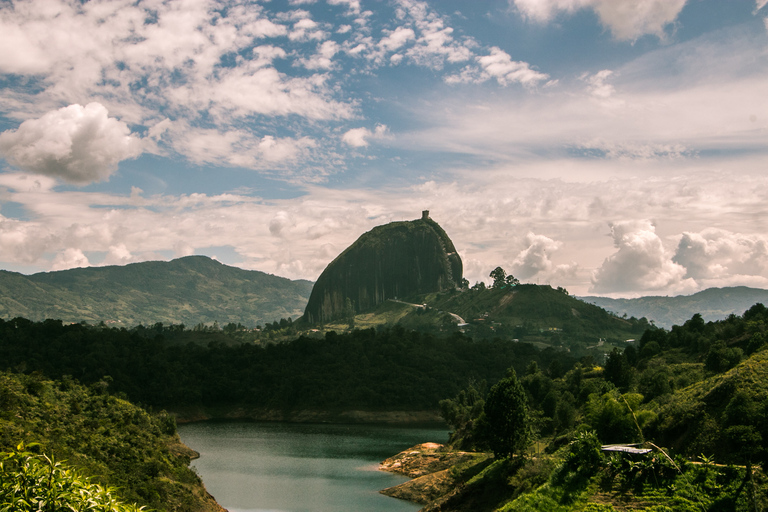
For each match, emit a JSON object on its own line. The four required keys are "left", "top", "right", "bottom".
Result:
{"left": 1, "top": 0, "right": 768, "bottom": 297}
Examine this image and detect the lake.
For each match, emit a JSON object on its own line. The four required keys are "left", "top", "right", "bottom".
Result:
{"left": 178, "top": 421, "right": 450, "bottom": 512}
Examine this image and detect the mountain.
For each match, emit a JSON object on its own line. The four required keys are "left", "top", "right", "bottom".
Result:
{"left": 0, "top": 255, "right": 313, "bottom": 327}
{"left": 303, "top": 211, "right": 463, "bottom": 324}
{"left": 579, "top": 286, "right": 768, "bottom": 329}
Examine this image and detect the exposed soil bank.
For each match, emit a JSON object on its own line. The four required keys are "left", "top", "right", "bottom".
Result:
{"left": 172, "top": 406, "right": 444, "bottom": 425}
{"left": 379, "top": 443, "right": 490, "bottom": 506}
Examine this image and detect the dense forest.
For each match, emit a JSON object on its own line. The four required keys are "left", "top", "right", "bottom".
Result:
{"left": 0, "top": 318, "right": 576, "bottom": 414}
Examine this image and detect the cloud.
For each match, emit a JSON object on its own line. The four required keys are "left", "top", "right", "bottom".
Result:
{"left": 52, "top": 248, "right": 90, "bottom": 271}
{"left": 673, "top": 229, "right": 768, "bottom": 281}
{"left": 171, "top": 126, "right": 317, "bottom": 171}
{"left": 380, "top": 26, "right": 416, "bottom": 52}
{"left": 510, "top": 0, "right": 688, "bottom": 41}
{"left": 342, "top": 124, "right": 388, "bottom": 147}
{"left": 447, "top": 47, "right": 549, "bottom": 86}
{"left": 400, "top": 27, "right": 768, "bottom": 168}
{"left": 591, "top": 220, "right": 689, "bottom": 293}
{"left": 328, "top": 0, "right": 361, "bottom": 15}
{"left": 0, "top": 103, "right": 143, "bottom": 184}
{"left": 289, "top": 17, "right": 327, "bottom": 41}
{"left": 510, "top": 232, "right": 562, "bottom": 279}
{"left": 583, "top": 70, "right": 615, "bottom": 98}
{"left": 297, "top": 40, "right": 340, "bottom": 70}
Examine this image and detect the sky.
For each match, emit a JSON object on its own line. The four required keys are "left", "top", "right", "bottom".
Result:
{"left": 1, "top": 0, "right": 768, "bottom": 298}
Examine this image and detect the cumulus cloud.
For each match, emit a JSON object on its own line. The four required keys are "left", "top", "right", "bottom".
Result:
{"left": 297, "top": 40, "right": 340, "bottom": 70}
{"left": 511, "top": 0, "right": 688, "bottom": 41}
{"left": 510, "top": 232, "right": 562, "bottom": 279}
{"left": 380, "top": 26, "right": 416, "bottom": 52}
{"left": 673, "top": 229, "right": 768, "bottom": 281}
{"left": 0, "top": 103, "right": 142, "bottom": 184}
{"left": 52, "top": 248, "right": 90, "bottom": 271}
{"left": 342, "top": 124, "right": 388, "bottom": 147}
{"left": 591, "top": 220, "right": 689, "bottom": 294}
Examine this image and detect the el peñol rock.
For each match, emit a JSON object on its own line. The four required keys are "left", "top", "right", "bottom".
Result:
{"left": 303, "top": 211, "right": 463, "bottom": 324}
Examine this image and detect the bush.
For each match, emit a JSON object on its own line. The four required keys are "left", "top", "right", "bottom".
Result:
{"left": 0, "top": 443, "right": 145, "bottom": 512}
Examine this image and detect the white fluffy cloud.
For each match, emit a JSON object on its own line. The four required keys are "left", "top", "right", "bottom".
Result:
{"left": 591, "top": 220, "right": 689, "bottom": 294}
{"left": 52, "top": 248, "right": 90, "bottom": 271}
{"left": 0, "top": 103, "right": 142, "bottom": 184}
{"left": 342, "top": 125, "right": 388, "bottom": 147}
{"left": 511, "top": 0, "right": 689, "bottom": 40}
{"left": 511, "top": 232, "right": 561, "bottom": 279}
{"left": 673, "top": 229, "right": 768, "bottom": 281}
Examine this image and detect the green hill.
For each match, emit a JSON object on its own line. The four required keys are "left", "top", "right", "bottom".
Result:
{"left": 580, "top": 286, "right": 768, "bottom": 328}
{"left": 324, "top": 284, "right": 649, "bottom": 356}
{"left": 0, "top": 256, "right": 313, "bottom": 327}
{"left": 0, "top": 371, "right": 224, "bottom": 512}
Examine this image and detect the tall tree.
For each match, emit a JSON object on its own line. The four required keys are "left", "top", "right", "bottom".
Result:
{"left": 489, "top": 267, "right": 507, "bottom": 289}
{"left": 480, "top": 369, "right": 532, "bottom": 459}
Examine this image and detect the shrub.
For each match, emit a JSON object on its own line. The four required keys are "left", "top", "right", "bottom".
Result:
{"left": 0, "top": 443, "right": 145, "bottom": 512}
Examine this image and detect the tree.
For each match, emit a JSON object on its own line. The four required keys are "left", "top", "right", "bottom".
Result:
{"left": 479, "top": 369, "right": 532, "bottom": 458}
{"left": 489, "top": 267, "right": 507, "bottom": 289}
{"left": 603, "top": 347, "right": 632, "bottom": 390}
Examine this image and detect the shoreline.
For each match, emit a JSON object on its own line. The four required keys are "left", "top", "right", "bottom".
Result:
{"left": 171, "top": 406, "right": 445, "bottom": 426}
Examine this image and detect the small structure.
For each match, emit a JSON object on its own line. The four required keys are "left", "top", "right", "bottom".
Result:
{"left": 601, "top": 444, "right": 652, "bottom": 455}
{"left": 422, "top": 210, "right": 430, "bottom": 220}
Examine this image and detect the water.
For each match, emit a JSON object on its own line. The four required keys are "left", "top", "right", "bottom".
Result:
{"left": 178, "top": 422, "right": 449, "bottom": 512}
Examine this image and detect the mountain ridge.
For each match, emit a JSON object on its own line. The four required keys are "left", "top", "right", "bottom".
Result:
{"left": 579, "top": 285, "right": 768, "bottom": 328}
{"left": 0, "top": 255, "right": 313, "bottom": 327}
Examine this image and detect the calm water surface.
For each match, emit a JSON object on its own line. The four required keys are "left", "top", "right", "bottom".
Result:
{"left": 178, "top": 422, "right": 449, "bottom": 512}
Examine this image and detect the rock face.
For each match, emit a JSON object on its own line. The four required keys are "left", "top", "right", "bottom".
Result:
{"left": 303, "top": 212, "right": 463, "bottom": 324}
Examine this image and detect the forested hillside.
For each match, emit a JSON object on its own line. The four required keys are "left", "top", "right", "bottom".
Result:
{"left": 389, "top": 284, "right": 649, "bottom": 353}
{"left": 0, "top": 255, "right": 312, "bottom": 327}
{"left": 0, "top": 372, "right": 224, "bottom": 512}
{"left": 421, "top": 304, "right": 768, "bottom": 511}
{"left": 0, "top": 318, "right": 576, "bottom": 417}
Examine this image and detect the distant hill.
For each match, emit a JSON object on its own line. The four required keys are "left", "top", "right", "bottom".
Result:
{"left": 579, "top": 286, "right": 768, "bottom": 329}
{"left": 0, "top": 256, "right": 313, "bottom": 327}
{"left": 303, "top": 211, "right": 463, "bottom": 324}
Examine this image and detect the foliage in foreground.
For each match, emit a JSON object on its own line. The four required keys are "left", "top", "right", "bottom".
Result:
{"left": 0, "top": 372, "right": 218, "bottom": 512}
{"left": 0, "top": 443, "right": 144, "bottom": 512}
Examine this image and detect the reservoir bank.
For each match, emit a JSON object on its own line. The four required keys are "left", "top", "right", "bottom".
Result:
{"left": 178, "top": 421, "right": 449, "bottom": 512}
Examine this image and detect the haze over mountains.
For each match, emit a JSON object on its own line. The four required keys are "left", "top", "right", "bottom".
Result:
{"left": 581, "top": 287, "right": 768, "bottom": 329}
